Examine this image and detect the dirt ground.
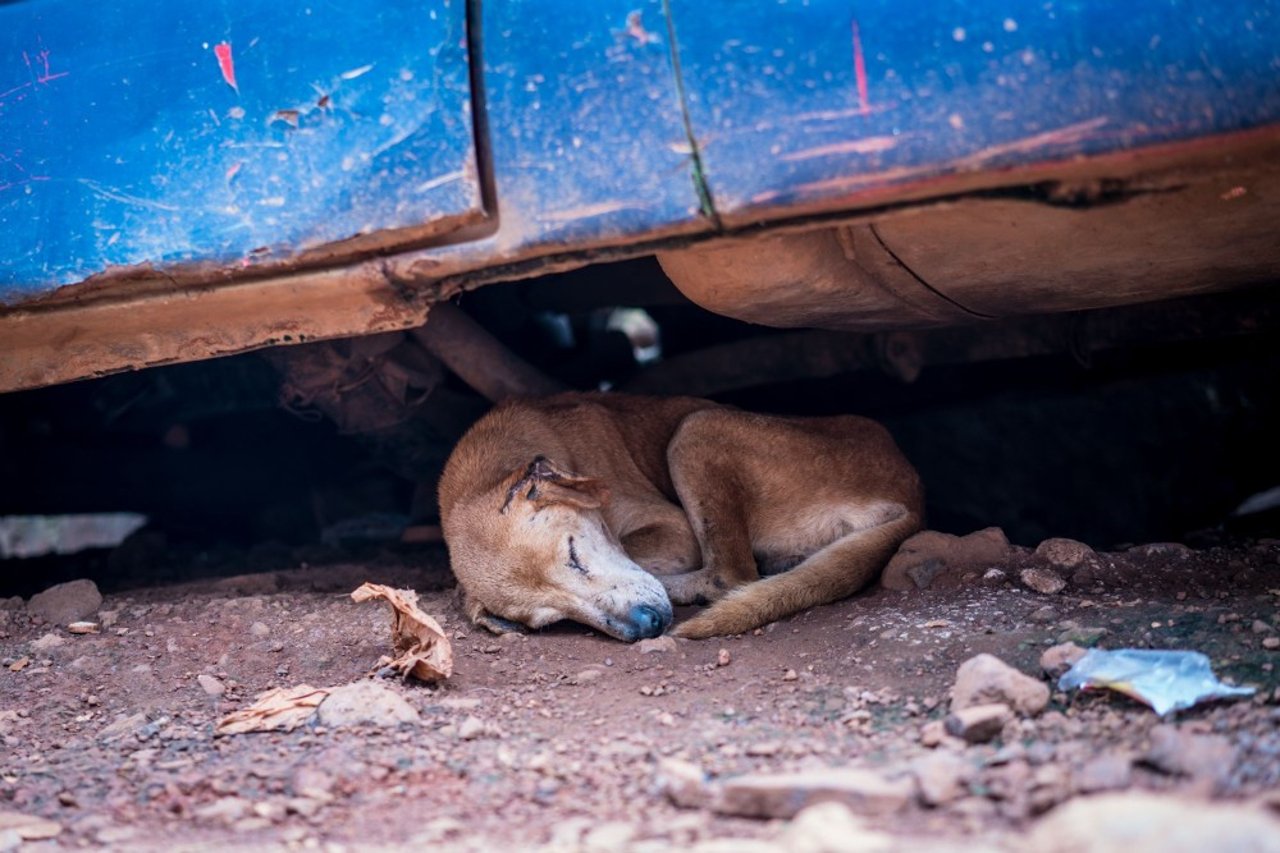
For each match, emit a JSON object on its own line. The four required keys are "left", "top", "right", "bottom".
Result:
{"left": 2, "top": 535, "right": 1279, "bottom": 851}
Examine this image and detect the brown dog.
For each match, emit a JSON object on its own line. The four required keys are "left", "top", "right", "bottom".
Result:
{"left": 438, "top": 392, "right": 922, "bottom": 641}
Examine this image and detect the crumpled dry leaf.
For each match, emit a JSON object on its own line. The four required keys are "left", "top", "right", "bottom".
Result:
{"left": 214, "top": 684, "right": 329, "bottom": 736}
{"left": 0, "top": 809, "right": 62, "bottom": 840}
{"left": 351, "top": 582, "right": 453, "bottom": 682}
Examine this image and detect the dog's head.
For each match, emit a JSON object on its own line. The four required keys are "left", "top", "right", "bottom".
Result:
{"left": 442, "top": 455, "right": 673, "bottom": 642}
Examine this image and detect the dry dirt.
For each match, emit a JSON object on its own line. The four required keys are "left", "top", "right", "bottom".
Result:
{"left": 2, "top": 537, "right": 1279, "bottom": 851}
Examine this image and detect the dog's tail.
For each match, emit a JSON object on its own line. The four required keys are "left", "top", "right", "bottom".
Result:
{"left": 671, "top": 510, "right": 920, "bottom": 640}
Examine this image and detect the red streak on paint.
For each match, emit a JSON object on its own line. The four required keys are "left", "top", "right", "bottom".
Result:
{"left": 851, "top": 20, "right": 870, "bottom": 116}
{"left": 214, "top": 42, "right": 238, "bottom": 93}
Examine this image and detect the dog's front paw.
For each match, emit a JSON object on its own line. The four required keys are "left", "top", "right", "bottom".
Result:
{"left": 474, "top": 613, "right": 529, "bottom": 636}
{"left": 659, "top": 569, "right": 730, "bottom": 606}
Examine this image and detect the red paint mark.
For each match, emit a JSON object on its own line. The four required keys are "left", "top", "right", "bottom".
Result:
{"left": 851, "top": 20, "right": 870, "bottom": 116}
{"left": 23, "top": 48, "right": 69, "bottom": 84}
{"left": 625, "top": 11, "right": 659, "bottom": 45}
{"left": 214, "top": 42, "right": 238, "bottom": 93}
{"left": 2, "top": 42, "right": 68, "bottom": 112}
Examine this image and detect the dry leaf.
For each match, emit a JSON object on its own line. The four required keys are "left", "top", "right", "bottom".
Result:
{"left": 0, "top": 809, "right": 62, "bottom": 840}
{"left": 8, "top": 657, "right": 29, "bottom": 672}
{"left": 214, "top": 684, "right": 329, "bottom": 736}
{"left": 351, "top": 583, "right": 453, "bottom": 682}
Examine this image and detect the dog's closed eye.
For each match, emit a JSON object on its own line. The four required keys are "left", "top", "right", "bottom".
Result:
{"left": 566, "top": 536, "right": 588, "bottom": 575}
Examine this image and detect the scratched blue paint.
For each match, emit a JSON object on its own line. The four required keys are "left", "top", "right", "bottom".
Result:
{"left": 668, "top": 0, "right": 1280, "bottom": 216}
{"left": 3, "top": 0, "right": 1279, "bottom": 304}
{"left": 466, "top": 0, "right": 701, "bottom": 245}
{"left": 0, "top": 0, "right": 479, "bottom": 298}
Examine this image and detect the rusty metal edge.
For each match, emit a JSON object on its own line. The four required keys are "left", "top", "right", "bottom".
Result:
{"left": 0, "top": 262, "right": 429, "bottom": 393}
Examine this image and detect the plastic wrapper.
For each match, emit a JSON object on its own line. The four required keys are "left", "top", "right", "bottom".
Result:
{"left": 1058, "top": 648, "right": 1255, "bottom": 716}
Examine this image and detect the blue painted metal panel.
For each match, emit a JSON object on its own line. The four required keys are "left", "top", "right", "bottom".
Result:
{"left": 0, "top": 0, "right": 479, "bottom": 298}
{"left": 668, "top": 1, "right": 1280, "bottom": 217}
{"left": 470, "top": 0, "right": 702, "bottom": 247}
{"left": 386, "top": 0, "right": 710, "bottom": 280}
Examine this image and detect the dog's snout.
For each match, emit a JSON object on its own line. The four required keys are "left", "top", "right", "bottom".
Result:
{"left": 630, "top": 604, "right": 669, "bottom": 639}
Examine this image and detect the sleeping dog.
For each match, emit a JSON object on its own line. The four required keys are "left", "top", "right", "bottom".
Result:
{"left": 438, "top": 392, "right": 922, "bottom": 641}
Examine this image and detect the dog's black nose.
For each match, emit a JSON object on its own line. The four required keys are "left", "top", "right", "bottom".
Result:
{"left": 630, "top": 604, "right": 669, "bottom": 639}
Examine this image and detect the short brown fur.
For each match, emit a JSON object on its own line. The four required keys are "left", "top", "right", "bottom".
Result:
{"left": 438, "top": 392, "right": 923, "bottom": 640}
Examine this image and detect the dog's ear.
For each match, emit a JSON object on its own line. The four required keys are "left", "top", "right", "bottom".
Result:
{"left": 501, "top": 455, "right": 609, "bottom": 512}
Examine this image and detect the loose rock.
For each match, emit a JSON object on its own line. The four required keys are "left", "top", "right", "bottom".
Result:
{"left": 1074, "top": 754, "right": 1132, "bottom": 793}
{"left": 715, "top": 768, "right": 914, "bottom": 819}
{"left": 1035, "top": 538, "right": 1097, "bottom": 570}
{"left": 1040, "top": 643, "right": 1086, "bottom": 679}
{"left": 657, "top": 758, "right": 712, "bottom": 809}
{"left": 457, "top": 715, "right": 486, "bottom": 741}
{"left": 881, "top": 527, "right": 1010, "bottom": 590}
{"left": 1056, "top": 625, "right": 1109, "bottom": 647}
{"left": 1021, "top": 568, "right": 1066, "bottom": 595}
{"left": 197, "top": 674, "right": 226, "bottom": 697}
{"left": 1024, "top": 792, "right": 1280, "bottom": 853}
{"left": 30, "top": 632, "right": 66, "bottom": 653}
{"left": 952, "top": 653, "right": 1050, "bottom": 715}
{"left": 636, "top": 636, "right": 678, "bottom": 654}
{"left": 944, "top": 703, "right": 1013, "bottom": 744}
{"left": 911, "top": 753, "right": 971, "bottom": 806}
{"left": 583, "top": 821, "right": 636, "bottom": 852}
{"left": 0, "top": 810, "right": 62, "bottom": 841}
{"left": 777, "top": 802, "right": 893, "bottom": 853}
{"left": 26, "top": 579, "right": 102, "bottom": 625}
{"left": 1143, "top": 724, "right": 1236, "bottom": 785}
{"left": 315, "top": 682, "right": 420, "bottom": 728}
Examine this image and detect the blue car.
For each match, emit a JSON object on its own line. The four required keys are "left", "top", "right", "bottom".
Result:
{"left": 1, "top": 0, "right": 1277, "bottom": 393}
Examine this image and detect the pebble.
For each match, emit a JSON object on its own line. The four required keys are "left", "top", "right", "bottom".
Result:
{"left": 911, "top": 753, "right": 971, "bottom": 806}
{"left": 1035, "top": 538, "right": 1097, "bottom": 569}
{"left": 782, "top": 669, "right": 798, "bottom": 681}
{"left": 717, "top": 648, "right": 731, "bottom": 667}
{"left": 193, "top": 797, "right": 249, "bottom": 824}
{"left": 29, "top": 632, "right": 66, "bottom": 653}
{"left": 1056, "top": 625, "right": 1108, "bottom": 647}
{"left": 197, "top": 674, "right": 226, "bottom": 697}
{"left": 249, "top": 622, "right": 271, "bottom": 638}
{"left": 1142, "top": 724, "right": 1235, "bottom": 785}
{"left": 457, "top": 715, "right": 486, "bottom": 741}
{"left": 571, "top": 668, "right": 604, "bottom": 684}
{"left": 1024, "top": 792, "right": 1280, "bottom": 852}
{"left": 26, "top": 579, "right": 102, "bottom": 625}
{"left": 96, "top": 712, "right": 149, "bottom": 743}
{"left": 951, "top": 653, "right": 1049, "bottom": 715}
{"left": 1020, "top": 568, "right": 1066, "bottom": 595}
{"left": 1039, "top": 643, "right": 1086, "bottom": 679}
{"left": 777, "top": 802, "right": 893, "bottom": 852}
{"left": 0, "top": 810, "right": 62, "bottom": 841}
{"left": 1027, "top": 605, "right": 1059, "bottom": 623}
{"left": 636, "top": 636, "right": 678, "bottom": 654}
{"left": 1264, "top": 637, "right": 1280, "bottom": 650}
{"left": 583, "top": 821, "right": 636, "bottom": 852}
{"left": 316, "top": 682, "right": 420, "bottom": 728}
{"left": 715, "top": 768, "right": 914, "bottom": 819}
{"left": 944, "top": 703, "right": 1013, "bottom": 744}
{"left": 656, "top": 758, "right": 711, "bottom": 809}
{"left": 1074, "top": 754, "right": 1132, "bottom": 793}
{"left": 67, "top": 621, "right": 100, "bottom": 634}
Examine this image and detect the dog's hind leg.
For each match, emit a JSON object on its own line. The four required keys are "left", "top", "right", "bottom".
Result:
{"left": 661, "top": 416, "right": 760, "bottom": 603}
{"left": 672, "top": 506, "right": 920, "bottom": 639}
